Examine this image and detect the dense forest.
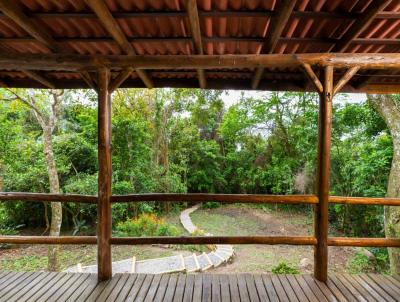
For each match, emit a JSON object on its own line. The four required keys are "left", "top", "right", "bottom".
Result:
{"left": 0, "top": 88, "right": 398, "bottom": 272}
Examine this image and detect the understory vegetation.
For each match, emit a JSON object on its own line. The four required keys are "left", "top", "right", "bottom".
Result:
{"left": 0, "top": 88, "right": 398, "bottom": 273}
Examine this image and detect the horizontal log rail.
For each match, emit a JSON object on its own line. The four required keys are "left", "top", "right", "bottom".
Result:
{"left": 0, "top": 192, "right": 97, "bottom": 203}
{"left": 2, "top": 192, "right": 400, "bottom": 206}
{"left": 111, "top": 193, "right": 318, "bottom": 204}
{"left": 328, "top": 237, "right": 400, "bottom": 247}
{"left": 0, "top": 53, "right": 399, "bottom": 72}
{"left": 1, "top": 235, "right": 400, "bottom": 247}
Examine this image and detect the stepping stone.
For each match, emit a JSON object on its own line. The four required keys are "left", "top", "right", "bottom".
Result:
{"left": 216, "top": 244, "right": 233, "bottom": 251}
{"left": 215, "top": 249, "right": 233, "bottom": 261}
{"left": 207, "top": 252, "right": 224, "bottom": 267}
{"left": 197, "top": 253, "right": 213, "bottom": 271}
{"left": 184, "top": 254, "right": 200, "bottom": 272}
{"left": 135, "top": 255, "right": 185, "bottom": 274}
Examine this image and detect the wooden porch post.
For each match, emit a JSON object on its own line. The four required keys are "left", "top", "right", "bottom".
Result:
{"left": 314, "top": 65, "right": 333, "bottom": 282}
{"left": 97, "top": 67, "right": 112, "bottom": 281}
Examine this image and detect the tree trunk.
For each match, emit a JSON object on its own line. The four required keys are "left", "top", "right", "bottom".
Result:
{"left": 43, "top": 127, "right": 62, "bottom": 271}
{"left": 368, "top": 94, "right": 400, "bottom": 274}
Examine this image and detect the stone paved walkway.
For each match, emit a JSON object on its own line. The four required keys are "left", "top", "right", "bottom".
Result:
{"left": 67, "top": 204, "right": 234, "bottom": 274}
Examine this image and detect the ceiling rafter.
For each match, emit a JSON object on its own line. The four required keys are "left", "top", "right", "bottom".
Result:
{"left": 84, "top": 0, "right": 153, "bottom": 89}
{"left": 185, "top": 0, "right": 206, "bottom": 89}
{"left": 332, "top": 0, "right": 392, "bottom": 52}
{"left": 0, "top": 0, "right": 56, "bottom": 89}
{"left": 251, "top": 0, "right": 296, "bottom": 89}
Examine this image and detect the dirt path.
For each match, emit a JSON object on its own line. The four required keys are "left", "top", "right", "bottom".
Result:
{"left": 191, "top": 205, "right": 356, "bottom": 274}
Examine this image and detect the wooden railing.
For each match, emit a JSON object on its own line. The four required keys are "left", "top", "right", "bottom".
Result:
{"left": 1, "top": 193, "right": 399, "bottom": 247}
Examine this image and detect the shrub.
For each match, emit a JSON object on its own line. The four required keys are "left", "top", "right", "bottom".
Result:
{"left": 202, "top": 202, "right": 220, "bottom": 209}
{"left": 272, "top": 262, "right": 299, "bottom": 274}
{"left": 115, "top": 213, "right": 178, "bottom": 237}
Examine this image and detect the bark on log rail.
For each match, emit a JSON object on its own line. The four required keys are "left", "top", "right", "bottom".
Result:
{"left": 328, "top": 237, "right": 400, "bottom": 247}
{"left": 0, "top": 192, "right": 97, "bottom": 203}
{"left": 2, "top": 235, "right": 399, "bottom": 248}
{"left": 111, "top": 193, "right": 319, "bottom": 204}
{"left": 0, "top": 236, "right": 97, "bottom": 244}
{"left": 2, "top": 192, "right": 400, "bottom": 206}
{"left": 330, "top": 196, "right": 400, "bottom": 206}
{"left": 0, "top": 53, "right": 399, "bottom": 71}
{"left": 110, "top": 236, "right": 317, "bottom": 245}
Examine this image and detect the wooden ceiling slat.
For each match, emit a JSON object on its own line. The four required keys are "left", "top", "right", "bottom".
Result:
{"left": 0, "top": 0, "right": 57, "bottom": 88}
{"left": 251, "top": 0, "right": 297, "bottom": 89}
{"left": 332, "top": 0, "right": 393, "bottom": 52}
{"left": 185, "top": 0, "right": 206, "bottom": 89}
{"left": 84, "top": 0, "right": 153, "bottom": 89}
{"left": 0, "top": 11, "right": 397, "bottom": 20}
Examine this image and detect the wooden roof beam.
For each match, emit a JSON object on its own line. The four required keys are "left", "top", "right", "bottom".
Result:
{"left": 0, "top": 53, "right": 399, "bottom": 71}
{"left": 84, "top": 0, "right": 153, "bottom": 89}
{"left": 0, "top": 0, "right": 59, "bottom": 52}
{"left": 251, "top": 0, "right": 296, "bottom": 89}
{"left": 332, "top": 0, "right": 392, "bottom": 52}
{"left": 22, "top": 70, "right": 55, "bottom": 89}
{"left": 186, "top": 0, "right": 206, "bottom": 89}
{"left": 333, "top": 67, "right": 360, "bottom": 96}
{"left": 301, "top": 63, "right": 323, "bottom": 93}
{"left": 109, "top": 68, "right": 133, "bottom": 92}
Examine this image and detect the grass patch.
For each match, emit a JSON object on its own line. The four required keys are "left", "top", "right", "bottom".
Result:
{"left": 190, "top": 207, "right": 261, "bottom": 236}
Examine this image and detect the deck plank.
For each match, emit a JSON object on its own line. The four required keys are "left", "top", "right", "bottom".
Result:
{"left": 0, "top": 271, "right": 398, "bottom": 301}
{"left": 96, "top": 274, "right": 124, "bottom": 302}
{"left": 17, "top": 272, "right": 59, "bottom": 302}
{"left": 333, "top": 274, "right": 368, "bottom": 302}
{"left": 192, "top": 274, "right": 203, "bottom": 301}
{"left": 304, "top": 274, "right": 338, "bottom": 301}
{"left": 144, "top": 274, "right": 162, "bottom": 302}
{"left": 134, "top": 274, "right": 154, "bottom": 302}
{"left": 48, "top": 273, "right": 83, "bottom": 301}
{"left": 173, "top": 274, "right": 187, "bottom": 302}
{"left": 219, "top": 274, "right": 231, "bottom": 302}
{"left": 37, "top": 273, "right": 75, "bottom": 302}
{"left": 182, "top": 274, "right": 195, "bottom": 302}
{"left": 340, "top": 274, "right": 378, "bottom": 302}
{"left": 294, "top": 274, "right": 320, "bottom": 302}
{"left": 261, "top": 274, "right": 280, "bottom": 302}
{"left": 228, "top": 274, "right": 241, "bottom": 302}
{"left": 237, "top": 273, "right": 250, "bottom": 302}
{"left": 125, "top": 273, "right": 147, "bottom": 301}
{"left": 277, "top": 275, "right": 299, "bottom": 302}
{"left": 201, "top": 273, "right": 212, "bottom": 302}
{"left": 0, "top": 271, "right": 32, "bottom": 293}
{"left": 245, "top": 273, "right": 260, "bottom": 302}
{"left": 153, "top": 274, "right": 171, "bottom": 302}
{"left": 114, "top": 274, "right": 138, "bottom": 301}
{"left": 367, "top": 274, "right": 400, "bottom": 301}
{"left": 253, "top": 274, "right": 270, "bottom": 302}
{"left": 164, "top": 274, "right": 179, "bottom": 302}
{"left": 359, "top": 274, "right": 396, "bottom": 302}
{"left": 284, "top": 275, "right": 309, "bottom": 302}
{"left": 270, "top": 274, "right": 290, "bottom": 301}
{"left": 0, "top": 272, "right": 48, "bottom": 302}
{"left": 301, "top": 274, "right": 329, "bottom": 301}
{"left": 58, "top": 273, "right": 91, "bottom": 302}
{"left": 66, "top": 274, "right": 98, "bottom": 302}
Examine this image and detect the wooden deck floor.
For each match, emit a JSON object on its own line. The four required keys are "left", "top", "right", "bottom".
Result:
{"left": 0, "top": 271, "right": 399, "bottom": 301}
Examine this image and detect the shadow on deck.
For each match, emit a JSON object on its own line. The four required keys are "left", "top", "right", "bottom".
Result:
{"left": 0, "top": 271, "right": 399, "bottom": 301}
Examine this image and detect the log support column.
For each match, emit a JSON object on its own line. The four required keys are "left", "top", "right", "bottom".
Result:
{"left": 97, "top": 67, "right": 112, "bottom": 281}
{"left": 314, "top": 65, "right": 333, "bottom": 282}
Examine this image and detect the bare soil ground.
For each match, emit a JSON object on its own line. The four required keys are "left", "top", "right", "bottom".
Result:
{"left": 191, "top": 205, "right": 356, "bottom": 274}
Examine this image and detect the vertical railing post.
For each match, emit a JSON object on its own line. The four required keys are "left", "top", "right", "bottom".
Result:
{"left": 314, "top": 65, "right": 333, "bottom": 282}
{"left": 97, "top": 67, "right": 112, "bottom": 281}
